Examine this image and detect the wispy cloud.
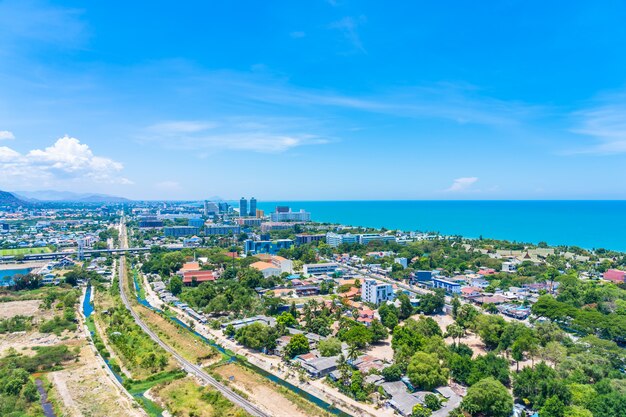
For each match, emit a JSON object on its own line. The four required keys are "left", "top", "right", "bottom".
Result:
{"left": 329, "top": 16, "right": 367, "bottom": 54}
{"left": 0, "top": 135, "right": 131, "bottom": 187}
{"left": 290, "top": 31, "right": 306, "bottom": 39}
{"left": 0, "top": 0, "right": 87, "bottom": 52}
{"left": 570, "top": 93, "right": 626, "bottom": 154}
{"left": 0, "top": 130, "right": 15, "bottom": 140}
{"left": 445, "top": 177, "right": 479, "bottom": 192}
{"left": 141, "top": 118, "right": 330, "bottom": 153}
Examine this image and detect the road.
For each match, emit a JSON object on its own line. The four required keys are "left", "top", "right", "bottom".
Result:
{"left": 116, "top": 220, "right": 272, "bottom": 417}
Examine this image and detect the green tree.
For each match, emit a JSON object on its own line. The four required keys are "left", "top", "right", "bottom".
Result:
{"left": 318, "top": 337, "right": 342, "bottom": 357}
{"left": 168, "top": 275, "right": 183, "bottom": 295}
{"left": 382, "top": 363, "right": 403, "bottom": 381}
{"left": 424, "top": 393, "right": 442, "bottom": 411}
{"left": 284, "top": 334, "right": 310, "bottom": 358}
{"left": 411, "top": 404, "right": 432, "bottom": 417}
{"left": 461, "top": 377, "right": 513, "bottom": 417}
{"left": 370, "top": 319, "right": 389, "bottom": 343}
{"left": 407, "top": 352, "right": 449, "bottom": 390}
{"left": 541, "top": 396, "right": 566, "bottom": 417}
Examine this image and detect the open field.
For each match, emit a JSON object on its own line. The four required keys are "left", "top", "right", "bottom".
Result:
{"left": 0, "top": 299, "right": 42, "bottom": 318}
{"left": 0, "top": 247, "right": 53, "bottom": 256}
{"left": 48, "top": 344, "right": 145, "bottom": 417}
{"left": 152, "top": 376, "right": 251, "bottom": 417}
{"left": 137, "top": 304, "right": 219, "bottom": 365}
{"left": 212, "top": 362, "right": 333, "bottom": 417}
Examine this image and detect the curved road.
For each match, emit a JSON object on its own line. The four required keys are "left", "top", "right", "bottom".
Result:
{"left": 117, "top": 222, "right": 271, "bottom": 417}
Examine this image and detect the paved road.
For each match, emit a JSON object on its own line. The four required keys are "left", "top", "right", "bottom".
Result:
{"left": 117, "top": 221, "right": 271, "bottom": 417}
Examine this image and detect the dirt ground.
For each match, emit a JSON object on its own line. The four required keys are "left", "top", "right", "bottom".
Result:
{"left": 0, "top": 330, "right": 79, "bottom": 356}
{"left": 213, "top": 363, "right": 316, "bottom": 417}
{"left": 49, "top": 344, "right": 145, "bottom": 417}
{"left": 367, "top": 335, "right": 394, "bottom": 361}
{"left": 0, "top": 299, "right": 43, "bottom": 318}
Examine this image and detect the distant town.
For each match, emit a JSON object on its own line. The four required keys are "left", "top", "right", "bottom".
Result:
{"left": 1, "top": 194, "right": 625, "bottom": 417}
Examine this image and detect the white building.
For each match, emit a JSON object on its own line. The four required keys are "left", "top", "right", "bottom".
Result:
{"left": 502, "top": 261, "right": 517, "bottom": 273}
{"left": 358, "top": 234, "right": 396, "bottom": 245}
{"left": 326, "top": 232, "right": 358, "bottom": 247}
{"left": 362, "top": 279, "right": 394, "bottom": 305}
{"left": 270, "top": 209, "right": 311, "bottom": 222}
{"left": 394, "top": 257, "right": 408, "bottom": 269}
{"left": 303, "top": 262, "right": 338, "bottom": 276}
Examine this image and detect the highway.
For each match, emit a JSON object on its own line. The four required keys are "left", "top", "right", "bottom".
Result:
{"left": 116, "top": 220, "right": 271, "bottom": 417}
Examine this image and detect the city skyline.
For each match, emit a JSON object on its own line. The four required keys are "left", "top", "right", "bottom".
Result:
{"left": 2, "top": 1, "right": 626, "bottom": 200}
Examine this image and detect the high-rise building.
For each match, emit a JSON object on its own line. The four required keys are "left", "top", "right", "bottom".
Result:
{"left": 239, "top": 198, "right": 248, "bottom": 216}
{"left": 256, "top": 209, "right": 265, "bottom": 218}
{"left": 362, "top": 279, "right": 394, "bottom": 304}
{"left": 249, "top": 197, "right": 257, "bottom": 217}
{"left": 276, "top": 206, "right": 290, "bottom": 213}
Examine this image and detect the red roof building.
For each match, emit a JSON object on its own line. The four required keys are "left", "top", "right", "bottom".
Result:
{"left": 182, "top": 270, "right": 215, "bottom": 285}
{"left": 604, "top": 269, "right": 626, "bottom": 283}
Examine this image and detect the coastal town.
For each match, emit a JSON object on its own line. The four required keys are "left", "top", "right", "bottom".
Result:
{"left": 1, "top": 195, "right": 625, "bottom": 417}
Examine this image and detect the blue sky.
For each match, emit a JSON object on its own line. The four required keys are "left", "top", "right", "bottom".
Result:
{"left": 2, "top": 1, "right": 626, "bottom": 200}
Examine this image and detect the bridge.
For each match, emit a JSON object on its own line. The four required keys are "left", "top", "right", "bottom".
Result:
{"left": 0, "top": 247, "right": 154, "bottom": 262}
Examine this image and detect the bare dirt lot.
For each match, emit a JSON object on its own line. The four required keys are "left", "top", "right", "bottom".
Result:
{"left": 49, "top": 344, "right": 144, "bottom": 417}
{"left": 0, "top": 331, "right": 78, "bottom": 356}
{"left": 0, "top": 299, "right": 43, "bottom": 318}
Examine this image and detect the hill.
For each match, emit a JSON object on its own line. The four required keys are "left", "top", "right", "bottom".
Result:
{"left": 13, "top": 190, "right": 131, "bottom": 203}
{"left": 0, "top": 190, "right": 28, "bottom": 207}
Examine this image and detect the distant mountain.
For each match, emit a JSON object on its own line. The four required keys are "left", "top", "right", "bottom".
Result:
{"left": 13, "top": 190, "right": 131, "bottom": 203}
{"left": 0, "top": 190, "right": 29, "bottom": 207}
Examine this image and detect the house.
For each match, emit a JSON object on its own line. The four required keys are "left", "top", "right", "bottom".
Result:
{"left": 388, "top": 392, "right": 429, "bottom": 417}
{"left": 356, "top": 308, "right": 375, "bottom": 327}
{"left": 250, "top": 261, "right": 281, "bottom": 278}
{"left": 300, "top": 356, "right": 339, "bottom": 378}
{"left": 460, "top": 286, "right": 482, "bottom": 298}
{"left": 603, "top": 269, "right": 626, "bottom": 284}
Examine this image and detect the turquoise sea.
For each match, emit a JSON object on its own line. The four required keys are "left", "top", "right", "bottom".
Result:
{"left": 256, "top": 201, "right": 626, "bottom": 252}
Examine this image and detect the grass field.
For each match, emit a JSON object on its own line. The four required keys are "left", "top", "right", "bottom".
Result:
{"left": 0, "top": 247, "right": 53, "bottom": 256}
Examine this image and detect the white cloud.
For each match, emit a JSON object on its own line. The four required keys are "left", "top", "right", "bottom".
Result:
{"left": 0, "top": 135, "right": 131, "bottom": 187}
{"left": 290, "top": 31, "right": 306, "bottom": 39}
{"left": 571, "top": 95, "right": 626, "bottom": 154}
{"left": 445, "top": 177, "right": 478, "bottom": 192}
{"left": 329, "top": 16, "right": 367, "bottom": 53}
{"left": 143, "top": 118, "right": 329, "bottom": 153}
{"left": 155, "top": 180, "right": 181, "bottom": 190}
{"left": 0, "top": 131, "right": 15, "bottom": 140}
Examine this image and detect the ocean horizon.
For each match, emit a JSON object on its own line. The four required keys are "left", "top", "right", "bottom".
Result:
{"left": 256, "top": 200, "right": 626, "bottom": 252}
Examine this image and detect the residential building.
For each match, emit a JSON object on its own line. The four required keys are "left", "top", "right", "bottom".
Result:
{"left": 243, "top": 239, "right": 294, "bottom": 255}
{"left": 326, "top": 232, "right": 358, "bottom": 247}
{"left": 414, "top": 270, "right": 432, "bottom": 282}
{"left": 362, "top": 279, "right": 394, "bottom": 304}
{"left": 501, "top": 261, "right": 518, "bottom": 273}
{"left": 138, "top": 216, "right": 164, "bottom": 228}
{"left": 358, "top": 234, "right": 396, "bottom": 245}
{"left": 164, "top": 226, "right": 200, "bottom": 237}
{"left": 604, "top": 269, "right": 626, "bottom": 283}
{"left": 239, "top": 198, "right": 248, "bottom": 217}
{"left": 249, "top": 197, "right": 257, "bottom": 217}
{"left": 394, "top": 257, "right": 408, "bottom": 269}
{"left": 188, "top": 218, "right": 205, "bottom": 228}
{"left": 295, "top": 234, "right": 326, "bottom": 245}
{"left": 300, "top": 356, "right": 339, "bottom": 378}
{"left": 432, "top": 277, "right": 461, "bottom": 294}
{"left": 261, "top": 222, "right": 299, "bottom": 233}
{"left": 255, "top": 209, "right": 265, "bottom": 218}
{"left": 270, "top": 209, "right": 311, "bottom": 222}
{"left": 236, "top": 217, "right": 262, "bottom": 227}
{"left": 204, "top": 224, "right": 241, "bottom": 235}
{"left": 303, "top": 262, "right": 338, "bottom": 276}
{"left": 203, "top": 201, "right": 219, "bottom": 216}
